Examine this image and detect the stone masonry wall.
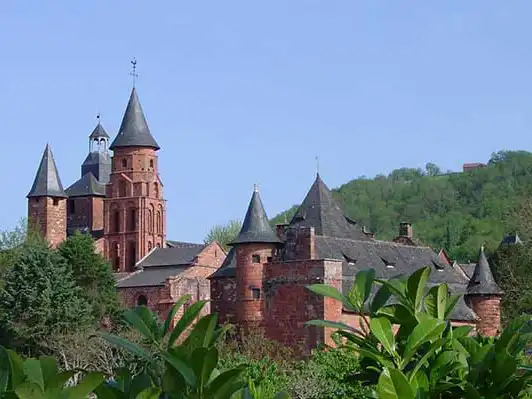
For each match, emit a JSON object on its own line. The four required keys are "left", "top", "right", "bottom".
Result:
{"left": 210, "top": 277, "right": 237, "bottom": 324}
{"left": 28, "top": 197, "right": 66, "bottom": 248}
{"left": 468, "top": 295, "right": 501, "bottom": 336}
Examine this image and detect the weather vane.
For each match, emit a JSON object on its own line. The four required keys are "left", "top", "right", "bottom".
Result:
{"left": 315, "top": 156, "right": 320, "bottom": 176}
{"left": 130, "top": 58, "right": 138, "bottom": 87}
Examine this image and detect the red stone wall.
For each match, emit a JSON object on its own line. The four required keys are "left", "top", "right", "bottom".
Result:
{"left": 211, "top": 277, "right": 237, "bottom": 324}
{"left": 467, "top": 295, "right": 501, "bottom": 336}
{"left": 282, "top": 227, "right": 316, "bottom": 261}
{"left": 28, "top": 197, "right": 66, "bottom": 248}
{"left": 104, "top": 147, "right": 166, "bottom": 272}
{"left": 261, "top": 259, "right": 342, "bottom": 352}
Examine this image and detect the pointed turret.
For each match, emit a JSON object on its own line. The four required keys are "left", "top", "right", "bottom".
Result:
{"left": 109, "top": 88, "right": 160, "bottom": 150}
{"left": 290, "top": 174, "right": 371, "bottom": 240}
{"left": 230, "top": 186, "right": 281, "bottom": 245}
{"left": 27, "top": 144, "right": 67, "bottom": 198}
{"left": 467, "top": 247, "right": 503, "bottom": 295}
{"left": 89, "top": 122, "right": 110, "bottom": 140}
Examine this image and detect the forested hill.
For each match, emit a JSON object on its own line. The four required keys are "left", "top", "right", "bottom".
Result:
{"left": 271, "top": 150, "right": 532, "bottom": 262}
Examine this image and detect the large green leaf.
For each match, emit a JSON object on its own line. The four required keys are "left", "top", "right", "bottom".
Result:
{"left": 370, "top": 317, "right": 396, "bottom": 356}
{"left": 190, "top": 347, "right": 219, "bottom": 393}
{"left": 161, "top": 351, "right": 196, "bottom": 387}
{"left": 377, "top": 368, "right": 415, "bottom": 399}
{"left": 206, "top": 367, "right": 246, "bottom": 397}
{"left": 370, "top": 283, "right": 392, "bottom": 313}
{"left": 0, "top": 347, "right": 11, "bottom": 393}
{"left": 376, "top": 304, "right": 414, "bottom": 325}
{"left": 135, "top": 387, "right": 161, "bottom": 399}
{"left": 123, "top": 306, "right": 159, "bottom": 344}
{"left": 168, "top": 300, "right": 208, "bottom": 348}
{"left": 444, "top": 294, "right": 461, "bottom": 320}
{"left": 6, "top": 349, "right": 25, "bottom": 389}
{"left": 306, "top": 284, "right": 357, "bottom": 312}
{"left": 377, "top": 278, "right": 408, "bottom": 307}
{"left": 305, "top": 319, "right": 366, "bottom": 336}
{"left": 161, "top": 295, "right": 190, "bottom": 339}
{"left": 15, "top": 382, "right": 44, "bottom": 399}
{"left": 97, "top": 332, "right": 153, "bottom": 361}
{"left": 39, "top": 356, "right": 58, "bottom": 392}
{"left": 424, "top": 284, "right": 447, "bottom": 320}
{"left": 64, "top": 372, "right": 105, "bottom": 399}
{"left": 353, "top": 269, "right": 376, "bottom": 306}
{"left": 403, "top": 315, "right": 446, "bottom": 364}
{"left": 180, "top": 314, "right": 219, "bottom": 355}
{"left": 406, "top": 267, "right": 430, "bottom": 312}
{"left": 23, "top": 359, "right": 44, "bottom": 391}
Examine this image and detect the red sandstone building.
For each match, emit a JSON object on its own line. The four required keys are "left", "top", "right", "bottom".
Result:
{"left": 26, "top": 85, "right": 504, "bottom": 349}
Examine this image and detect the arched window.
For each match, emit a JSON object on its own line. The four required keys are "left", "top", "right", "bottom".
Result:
{"left": 137, "top": 295, "right": 148, "bottom": 306}
{"left": 148, "top": 241, "right": 152, "bottom": 251}
{"left": 153, "top": 183, "right": 159, "bottom": 198}
{"left": 127, "top": 241, "right": 137, "bottom": 271}
{"left": 127, "top": 208, "right": 136, "bottom": 231}
{"left": 156, "top": 211, "right": 161, "bottom": 234}
{"left": 148, "top": 209, "right": 153, "bottom": 233}
{"left": 121, "top": 158, "right": 127, "bottom": 168}
{"left": 112, "top": 210, "right": 120, "bottom": 232}
{"left": 119, "top": 180, "right": 127, "bottom": 197}
{"left": 111, "top": 242, "right": 120, "bottom": 271}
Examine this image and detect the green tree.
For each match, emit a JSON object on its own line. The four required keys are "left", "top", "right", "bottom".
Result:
{"left": 0, "top": 240, "right": 92, "bottom": 351}
{"left": 58, "top": 231, "right": 121, "bottom": 321}
{"left": 204, "top": 219, "right": 242, "bottom": 250}
{"left": 425, "top": 162, "right": 441, "bottom": 176}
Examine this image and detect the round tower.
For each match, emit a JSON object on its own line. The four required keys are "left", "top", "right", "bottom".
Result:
{"left": 229, "top": 185, "right": 282, "bottom": 329}
{"left": 465, "top": 246, "right": 503, "bottom": 336}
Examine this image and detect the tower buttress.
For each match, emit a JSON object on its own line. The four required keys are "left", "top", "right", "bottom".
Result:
{"left": 104, "top": 87, "right": 166, "bottom": 272}
{"left": 230, "top": 185, "right": 282, "bottom": 329}
{"left": 27, "top": 144, "right": 67, "bottom": 247}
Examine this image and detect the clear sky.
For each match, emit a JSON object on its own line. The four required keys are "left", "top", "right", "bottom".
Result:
{"left": 1, "top": 1, "right": 532, "bottom": 243}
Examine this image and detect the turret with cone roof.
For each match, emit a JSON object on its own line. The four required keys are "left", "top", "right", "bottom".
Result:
{"left": 465, "top": 246, "right": 503, "bottom": 336}
{"left": 27, "top": 144, "right": 67, "bottom": 247}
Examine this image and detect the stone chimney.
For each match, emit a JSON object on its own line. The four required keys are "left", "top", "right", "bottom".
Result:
{"left": 399, "top": 222, "right": 413, "bottom": 238}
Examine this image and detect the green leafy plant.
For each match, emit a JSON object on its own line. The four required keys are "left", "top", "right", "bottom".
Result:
{"left": 307, "top": 267, "right": 532, "bottom": 398}
{"left": 97, "top": 294, "right": 248, "bottom": 398}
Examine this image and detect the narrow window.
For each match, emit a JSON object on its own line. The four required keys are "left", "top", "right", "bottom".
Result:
{"left": 156, "top": 211, "right": 162, "bottom": 233}
{"left": 68, "top": 199, "right": 75, "bottom": 213}
{"left": 148, "top": 241, "right": 152, "bottom": 251}
{"left": 252, "top": 254, "right": 260, "bottom": 263}
{"left": 53, "top": 198, "right": 59, "bottom": 206}
{"left": 149, "top": 159, "right": 154, "bottom": 168}
{"left": 121, "top": 158, "right": 127, "bottom": 168}
{"left": 153, "top": 183, "right": 159, "bottom": 198}
{"left": 127, "top": 208, "right": 136, "bottom": 231}
{"left": 137, "top": 295, "right": 148, "bottom": 306}
{"left": 267, "top": 256, "right": 273, "bottom": 263}
{"left": 119, "top": 181, "right": 127, "bottom": 197}
{"left": 112, "top": 211, "right": 120, "bottom": 232}
{"left": 251, "top": 288, "right": 261, "bottom": 299}
{"left": 127, "top": 241, "right": 136, "bottom": 271}
{"left": 148, "top": 210, "right": 153, "bottom": 233}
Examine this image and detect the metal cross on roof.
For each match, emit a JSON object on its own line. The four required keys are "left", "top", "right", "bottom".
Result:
{"left": 130, "top": 58, "right": 138, "bottom": 87}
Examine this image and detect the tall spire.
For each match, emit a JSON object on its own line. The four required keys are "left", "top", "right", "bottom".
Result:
{"left": 466, "top": 247, "right": 503, "bottom": 295}
{"left": 109, "top": 88, "right": 160, "bottom": 151}
{"left": 229, "top": 186, "right": 281, "bottom": 245}
{"left": 27, "top": 144, "right": 67, "bottom": 198}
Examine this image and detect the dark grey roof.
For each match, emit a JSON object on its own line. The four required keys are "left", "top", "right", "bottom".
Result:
{"left": 208, "top": 247, "right": 236, "bottom": 278}
{"left": 466, "top": 247, "right": 503, "bottom": 296}
{"left": 315, "top": 236, "right": 477, "bottom": 321}
{"left": 229, "top": 187, "right": 281, "bottom": 245}
{"left": 290, "top": 174, "right": 372, "bottom": 241}
{"left": 81, "top": 151, "right": 111, "bottom": 184}
{"left": 65, "top": 173, "right": 106, "bottom": 198}
{"left": 110, "top": 88, "right": 160, "bottom": 151}
{"left": 138, "top": 244, "right": 205, "bottom": 268}
{"left": 500, "top": 233, "right": 523, "bottom": 246}
{"left": 27, "top": 144, "right": 67, "bottom": 198}
{"left": 116, "top": 266, "right": 189, "bottom": 288}
{"left": 458, "top": 263, "right": 476, "bottom": 279}
{"left": 89, "top": 123, "right": 110, "bottom": 139}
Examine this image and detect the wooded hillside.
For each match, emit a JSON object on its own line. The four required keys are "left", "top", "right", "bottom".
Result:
{"left": 271, "top": 150, "right": 532, "bottom": 262}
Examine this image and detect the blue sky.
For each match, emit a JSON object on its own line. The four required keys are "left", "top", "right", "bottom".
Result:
{"left": 1, "top": 1, "right": 532, "bottom": 242}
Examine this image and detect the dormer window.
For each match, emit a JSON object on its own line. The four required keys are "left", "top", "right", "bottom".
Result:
{"left": 252, "top": 254, "right": 260, "bottom": 263}
{"left": 381, "top": 257, "right": 396, "bottom": 269}
{"left": 342, "top": 252, "right": 357, "bottom": 266}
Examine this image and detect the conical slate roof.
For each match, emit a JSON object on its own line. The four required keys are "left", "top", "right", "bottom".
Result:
{"left": 89, "top": 122, "right": 110, "bottom": 139}
{"left": 229, "top": 187, "right": 281, "bottom": 245}
{"left": 65, "top": 172, "right": 106, "bottom": 198}
{"left": 27, "top": 144, "right": 67, "bottom": 198}
{"left": 110, "top": 88, "right": 160, "bottom": 150}
{"left": 290, "top": 174, "right": 372, "bottom": 241}
{"left": 466, "top": 247, "right": 503, "bottom": 295}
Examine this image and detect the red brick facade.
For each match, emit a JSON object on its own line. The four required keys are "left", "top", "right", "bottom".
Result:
{"left": 67, "top": 196, "right": 104, "bottom": 233}
{"left": 104, "top": 147, "right": 166, "bottom": 272}
{"left": 28, "top": 197, "right": 66, "bottom": 248}
{"left": 466, "top": 295, "right": 501, "bottom": 336}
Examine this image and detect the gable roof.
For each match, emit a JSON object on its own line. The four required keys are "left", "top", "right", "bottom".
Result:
{"left": 27, "top": 144, "right": 67, "bottom": 198}
{"left": 110, "top": 88, "right": 160, "bottom": 151}
{"left": 229, "top": 187, "right": 281, "bottom": 245}
{"left": 116, "top": 266, "right": 189, "bottom": 288}
{"left": 138, "top": 244, "right": 205, "bottom": 268}
{"left": 289, "top": 174, "right": 372, "bottom": 241}
{"left": 208, "top": 247, "right": 236, "bottom": 279}
{"left": 466, "top": 247, "right": 503, "bottom": 296}
{"left": 65, "top": 172, "right": 106, "bottom": 198}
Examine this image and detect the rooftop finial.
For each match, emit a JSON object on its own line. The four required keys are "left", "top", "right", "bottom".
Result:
{"left": 96, "top": 112, "right": 101, "bottom": 124}
{"left": 315, "top": 156, "right": 320, "bottom": 176}
{"left": 130, "top": 58, "right": 138, "bottom": 87}
{"left": 254, "top": 183, "right": 258, "bottom": 192}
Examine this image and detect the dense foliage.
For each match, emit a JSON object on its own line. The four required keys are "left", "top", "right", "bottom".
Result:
{"left": 204, "top": 219, "right": 242, "bottom": 251}
{"left": 308, "top": 267, "right": 532, "bottom": 398}
{"left": 272, "top": 150, "right": 532, "bottom": 261}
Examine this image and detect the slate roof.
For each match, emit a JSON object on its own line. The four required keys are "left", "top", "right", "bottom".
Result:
{"left": 289, "top": 174, "right": 372, "bottom": 241}
{"left": 27, "top": 144, "right": 67, "bottom": 198}
{"left": 65, "top": 173, "right": 106, "bottom": 198}
{"left": 208, "top": 247, "right": 236, "bottom": 278}
{"left": 110, "top": 88, "right": 160, "bottom": 150}
{"left": 229, "top": 187, "right": 281, "bottom": 245}
{"left": 82, "top": 151, "right": 111, "bottom": 167}
{"left": 138, "top": 244, "right": 205, "bottom": 268}
{"left": 466, "top": 247, "right": 503, "bottom": 296}
{"left": 89, "top": 122, "right": 110, "bottom": 139}
{"left": 500, "top": 233, "right": 523, "bottom": 246}
{"left": 116, "top": 266, "right": 189, "bottom": 288}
